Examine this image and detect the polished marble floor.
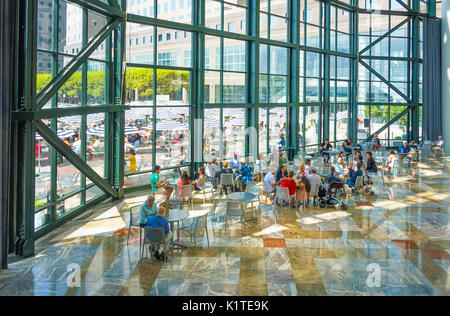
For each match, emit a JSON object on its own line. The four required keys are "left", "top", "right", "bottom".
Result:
{"left": 0, "top": 155, "right": 449, "bottom": 296}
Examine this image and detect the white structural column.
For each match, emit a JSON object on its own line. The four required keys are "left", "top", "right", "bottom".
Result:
{"left": 443, "top": 0, "right": 450, "bottom": 151}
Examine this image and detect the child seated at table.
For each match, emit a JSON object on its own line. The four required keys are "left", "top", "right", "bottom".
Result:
{"left": 146, "top": 206, "right": 173, "bottom": 260}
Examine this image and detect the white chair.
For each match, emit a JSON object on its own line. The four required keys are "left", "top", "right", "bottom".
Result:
{"left": 220, "top": 173, "right": 234, "bottom": 195}
{"left": 142, "top": 227, "right": 172, "bottom": 261}
{"left": 176, "top": 184, "right": 194, "bottom": 210}
{"left": 127, "top": 206, "right": 143, "bottom": 251}
{"left": 281, "top": 187, "right": 295, "bottom": 209}
{"left": 182, "top": 213, "right": 210, "bottom": 247}
{"left": 225, "top": 200, "right": 247, "bottom": 230}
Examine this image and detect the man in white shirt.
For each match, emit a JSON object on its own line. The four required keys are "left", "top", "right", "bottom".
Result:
{"left": 263, "top": 167, "right": 277, "bottom": 199}
{"left": 205, "top": 158, "right": 219, "bottom": 188}
{"left": 307, "top": 168, "right": 322, "bottom": 206}
{"left": 431, "top": 136, "right": 444, "bottom": 154}
{"left": 229, "top": 152, "right": 241, "bottom": 171}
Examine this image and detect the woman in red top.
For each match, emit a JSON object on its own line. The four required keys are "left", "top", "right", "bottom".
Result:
{"left": 177, "top": 171, "right": 191, "bottom": 199}
{"left": 281, "top": 171, "right": 297, "bottom": 207}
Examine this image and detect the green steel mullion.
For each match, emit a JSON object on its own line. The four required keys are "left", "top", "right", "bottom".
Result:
{"left": 359, "top": 17, "right": 410, "bottom": 56}
{"left": 152, "top": 24, "right": 157, "bottom": 171}
{"left": 22, "top": 121, "right": 36, "bottom": 257}
{"left": 24, "top": 0, "right": 37, "bottom": 111}
{"left": 411, "top": 0, "right": 420, "bottom": 141}
{"left": 36, "top": 121, "right": 119, "bottom": 199}
{"left": 105, "top": 27, "right": 113, "bottom": 185}
{"left": 81, "top": 8, "right": 88, "bottom": 205}
{"left": 49, "top": 0, "right": 59, "bottom": 223}
{"left": 395, "top": 0, "right": 412, "bottom": 12}
{"left": 351, "top": 1, "right": 358, "bottom": 141}
{"left": 322, "top": 1, "right": 331, "bottom": 142}
{"left": 36, "top": 19, "right": 121, "bottom": 110}
{"left": 427, "top": 0, "right": 436, "bottom": 16}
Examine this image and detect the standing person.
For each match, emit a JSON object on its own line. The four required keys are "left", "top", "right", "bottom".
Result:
{"left": 139, "top": 194, "right": 157, "bottom": 226}
{"left": 307, "top": 168, "right": 322, "bottom": 206}
{"left": 319, "top": 139, "right": 333, "bottom": 164}
{"left": 296, "top": 178, "right": 309, "bottom": 207}
{"left": 150, "top": 165, "right": 174, "bottom": 201}
{"left": 229, "top": 152, "right": 241, "bottom": 171}
{"left": 146, "top": 206, "right": 173, "bottom": 260}
{"left": 205, "top": 158, "right": 220, "bottom": 189}
{"left": 125, "top": 147, "right": 137, "bottom": 173}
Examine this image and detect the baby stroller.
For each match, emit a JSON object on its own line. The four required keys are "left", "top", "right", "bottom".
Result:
{"left": 318, "top": 182, "right": 348, "bottom": 210}
{"left": 349, "top": 174, "right": 374, "bottom": 196}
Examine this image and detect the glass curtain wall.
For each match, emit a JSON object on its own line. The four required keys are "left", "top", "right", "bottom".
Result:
{"left": 15, "top": 0, "right": 431, "bottom": 248}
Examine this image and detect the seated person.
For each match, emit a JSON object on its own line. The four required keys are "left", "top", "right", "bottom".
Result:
{"left": 296, "top": 164, "right": 309, "bottom": 179}
{"left": 263, "top": 167, "right": 277, "bottom": 198}
{"left": 384, "top": 150, "right": 399, "bottom": 175}
{"left": 398, "top": 141, "right": 411, "bottom": 159}
{"left": 235, "top": 159, "right": 253, "bottom": 190}
{"left": 353, "top": 151, "right": 363, "bottom": 167}
{"left": 307, "top": 168, "right": 322, "bottom": 206}
{"left": 193, "top": 167, "right": 206, "bottom": 191}
{"left": 407, "top": 142, "right": 419, "bottom": 162}
{"left": 319, "top": 139, "right": 333, "bottom": 163}
{"left": 280, "top": 171, "right": 298, "bottom": 207}
{"left": 146, "top": 206, "right": 173, "bottom": 260}
{"left": 275, "top": 165, "right": 288, "bottom": 183}
{"left": 371, "top": 133, "right": 381, "bottom": 151}
{"left": 139, "top": 194, "right": 157, "bottom": 226}
{"left": 327, "top": 167, "right": 341, "bottom": 184}
{"left": 177, "top": 171, "right": 191, "bottom": 198}
{"left": 431, "top": 136, "right": 444, "bottom": 154}
{"left": 337, "top": 151, "right": 346, "bottom": 171}
{"left": 343, "top": 138, "right": 354, "bottom": 156}
{"left": 150, "top": 165, "right": 174, "bottom": 201}
{"left": 229, "top": 152, "right": 241, "bottom": 171}
{"left": 87, "top": 136, "right": 102, "bottom": 159}
{"left": 221, "top": 162, "right": 234, "bottom": 174}
{"left": 346, "top": 163, "right": 363, "bottom": 188}
{"left": 365, "top": 152, "right": 378, "bottom": 173}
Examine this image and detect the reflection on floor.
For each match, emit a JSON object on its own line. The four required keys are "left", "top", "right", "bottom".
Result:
{"left": 1, "top": 155, "right": 449, "bottom": 296}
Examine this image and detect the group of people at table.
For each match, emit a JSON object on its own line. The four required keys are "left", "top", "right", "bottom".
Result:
{"left": 137, "top": 134, "right": 445, "bottom": 258}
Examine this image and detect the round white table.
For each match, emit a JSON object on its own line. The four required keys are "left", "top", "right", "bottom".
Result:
{"left": 167, "top": 209, "right": 189, "bottom": 249}
{"left": 227, "top": 192, "right": 257, "bottom": 227}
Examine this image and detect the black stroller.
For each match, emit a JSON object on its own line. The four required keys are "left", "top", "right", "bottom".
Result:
{"left": 318, "top": 181, "right": 348, "bottom": 210}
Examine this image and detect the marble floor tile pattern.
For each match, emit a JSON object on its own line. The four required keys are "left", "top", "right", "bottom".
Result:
{"left": 0, "top": 156, "right": 449, "bottom": 296}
